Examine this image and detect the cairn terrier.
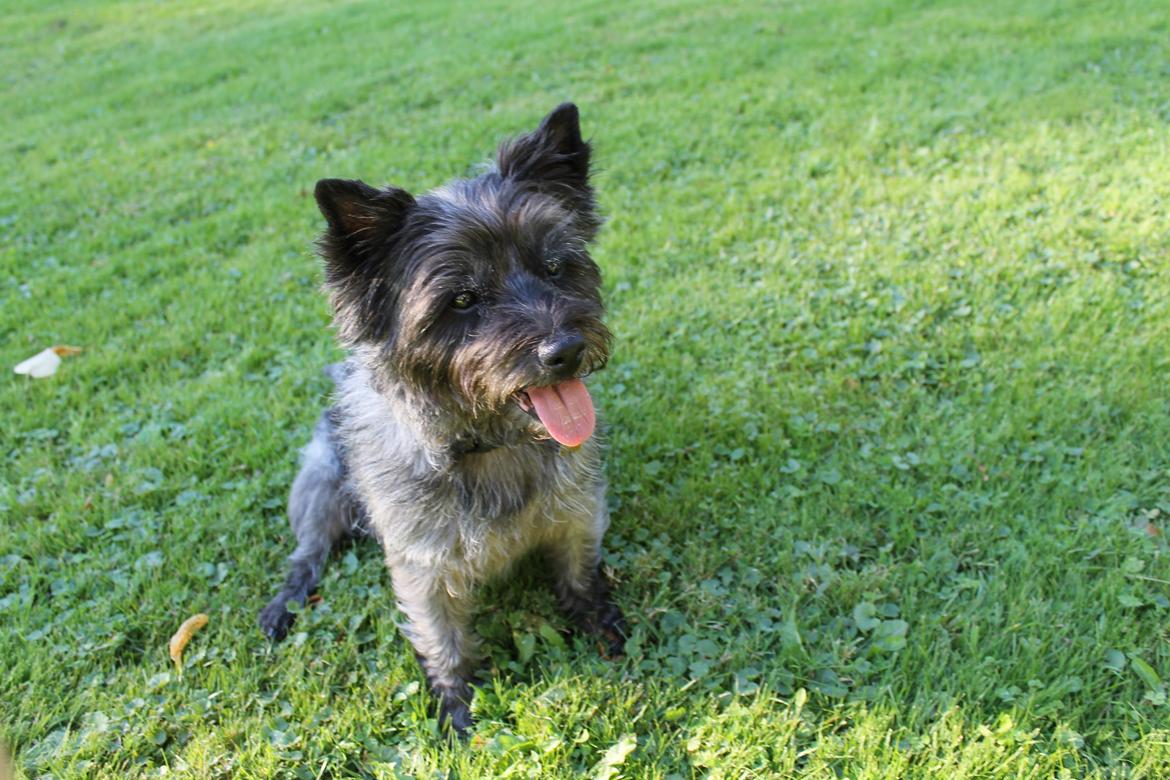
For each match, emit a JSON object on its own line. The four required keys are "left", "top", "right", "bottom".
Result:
{"left": 259, "top": 103, "right": 626, "bottom": 734}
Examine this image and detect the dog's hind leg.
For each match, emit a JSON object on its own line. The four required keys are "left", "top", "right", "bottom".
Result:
{"left": 259, "top": 410, "right": 359, "bottom": 641}
{"left": 547, "top": 497, "right": 627, "bottom": 657}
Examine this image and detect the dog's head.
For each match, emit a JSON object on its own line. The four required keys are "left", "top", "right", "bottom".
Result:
{"left": 313, "top": 103, "right": 610, "bottom": 447}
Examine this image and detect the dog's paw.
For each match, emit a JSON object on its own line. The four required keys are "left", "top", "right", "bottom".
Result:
{"left": 437, "top": 694, "right": 474, "bottom": 739}
{"left": 258, "top": 596, "right": 297, "bottom": 642}
{"left": 596, "top": 602, "right": 628, "bottom": 658}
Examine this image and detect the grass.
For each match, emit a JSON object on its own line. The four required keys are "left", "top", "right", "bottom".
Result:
{"left": 3, "top": 0, "right": 1170, "bottom": 776}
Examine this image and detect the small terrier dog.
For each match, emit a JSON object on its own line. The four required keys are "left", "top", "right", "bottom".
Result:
{"left": 259, "top": 104, "right": 626, "bottom": 734}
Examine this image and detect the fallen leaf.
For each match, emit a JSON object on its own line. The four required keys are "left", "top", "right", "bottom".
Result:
{"left": 13, "top": 345, "right": 82, "bottom": 378}
{"left": 14, "top": 349, "right": 61, "bottom": 378}
{"left": 168, "top": 613, "right": 209, "bottom": 669}
{"left": 307, "top": 594, "right": 323, "bottom": 606}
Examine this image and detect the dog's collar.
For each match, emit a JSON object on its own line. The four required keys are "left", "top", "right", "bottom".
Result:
{"left": 450, "top": 435, "right": 567, "bottom": 457}
{"left": 450, "top": 437, "right": 501, "bottom": 457}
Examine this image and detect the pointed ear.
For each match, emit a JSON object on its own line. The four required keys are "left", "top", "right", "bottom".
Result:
{"left": 314, "top": 178, "right": 415, "bottom": 264}
{"left": 314, "top": 179, "right": 415, "bottom": 346}
{"left": 497, "top": 103, "right": 592, "bottom": 198}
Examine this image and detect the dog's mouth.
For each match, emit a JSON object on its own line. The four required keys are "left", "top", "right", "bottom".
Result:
{"left": 514, "top": 378, "right": 596, "bottom": 448}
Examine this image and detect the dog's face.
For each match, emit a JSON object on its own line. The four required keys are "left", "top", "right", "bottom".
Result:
{"left": 313, "top": 104, "right": 610, "bottom": 446}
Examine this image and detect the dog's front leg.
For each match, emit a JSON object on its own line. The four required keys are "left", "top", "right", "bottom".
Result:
{"left": 547, "top": 517, "right": 627, "bottom": 657}
{"left": 389, "top": 563, "right": 479, "bottom": 735}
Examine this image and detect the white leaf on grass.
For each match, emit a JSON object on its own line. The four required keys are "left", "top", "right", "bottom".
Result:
{"left": 13, "top": 345, "right": 82, "bottom": 378}
{"left": 14, "top": 348, "right": 61, "bottom": 378}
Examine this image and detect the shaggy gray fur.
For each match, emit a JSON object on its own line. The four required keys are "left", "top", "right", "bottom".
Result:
{"left": 259, "top": 103, "right": 625, "bottom": 736}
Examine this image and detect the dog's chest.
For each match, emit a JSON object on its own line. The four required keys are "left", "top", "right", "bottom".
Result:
{"left": 351, "top": 434, "right": 597, "bottom": 573}
{"left": 446, "top": 443, "right": 562, "bottom": 518}
{"left": 335, "top": 368, "right": 601, "bottom": 575}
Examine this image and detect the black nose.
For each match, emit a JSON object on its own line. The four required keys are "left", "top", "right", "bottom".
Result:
{"left": 538, "top": 333, "right": 586, "bottom": 377}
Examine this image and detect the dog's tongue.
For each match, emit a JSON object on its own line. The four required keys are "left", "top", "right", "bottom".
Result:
{"left": 526, "top": 379, "right": 596, "bottom": 447}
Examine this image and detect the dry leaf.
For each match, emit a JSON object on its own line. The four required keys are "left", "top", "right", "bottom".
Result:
{"left": 168, "top": 613, "right": 209, "bottom": 669}
{"left": 14, "top": 348, "right": 61, "bottom": 378}
{"left": 13, "top": 345, "right": 82, "bottom": 378}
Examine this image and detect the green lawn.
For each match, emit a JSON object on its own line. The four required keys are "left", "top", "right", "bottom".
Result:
{"left": 3, "top": 0, "right": 1170, "bottom": 776}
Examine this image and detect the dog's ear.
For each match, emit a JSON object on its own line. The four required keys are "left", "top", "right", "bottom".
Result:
{"left": 314, "top": 178, "right": 415, "bottom": 345}
{"left": 315, "top": 178, "right": 415, "bottom": 263}
{"left": 497, "top": 103, "right": 593, "bottom": 200}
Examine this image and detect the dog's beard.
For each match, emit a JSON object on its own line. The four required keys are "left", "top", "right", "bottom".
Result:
{"left": 452, "top": 369, "right": 603, "bottom": 449}
{"left": 513, "top": 380, "right": 596, "bottom": 447}
{"left": 391, "top": 317, "right": 609, "bottom": 448}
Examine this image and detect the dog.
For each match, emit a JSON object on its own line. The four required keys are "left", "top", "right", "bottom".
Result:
{"left": 258, "top": 103, "right": 626, "bottom": 735}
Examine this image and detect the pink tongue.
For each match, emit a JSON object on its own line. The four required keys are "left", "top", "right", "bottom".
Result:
{"left": 526, "top": 379, "right": 596, "bottom": 447}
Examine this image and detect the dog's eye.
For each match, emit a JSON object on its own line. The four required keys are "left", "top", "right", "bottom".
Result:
{"left": 545, "top": 259, "right": 563, "bottom": 278}
{"left": 451, "top": 291, "right": 478, "bottom": 311}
